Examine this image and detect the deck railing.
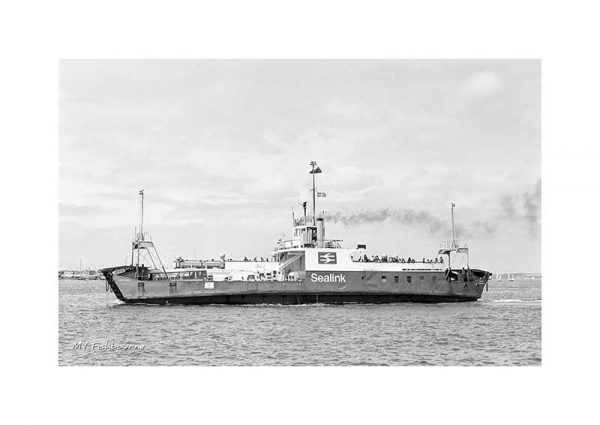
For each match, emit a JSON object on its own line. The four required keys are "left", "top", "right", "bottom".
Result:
{"left": 274, "top": 239, "right": 343, "bottom": 249}
{"left": 439, "top": 240, "right": 469, "bottom": 250}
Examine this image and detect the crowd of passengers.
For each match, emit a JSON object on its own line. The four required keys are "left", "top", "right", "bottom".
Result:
{"left": 235, "top": 256, "right": 445, "bottom": 263}
{"left": 206, "top": 256, "right": 444, "bottom": 263}
{"left": 359, "top": 255, "right": 445, "bottom": 263}
{"left": 201, "top": 257, "right": 272, "bottom": 262}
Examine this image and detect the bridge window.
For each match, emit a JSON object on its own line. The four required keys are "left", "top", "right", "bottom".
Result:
{"left": 406, "top": 276, "right": 412, "bottom": 283}
{"left": 394, "top": 276, "right": 399, "bottom": 283}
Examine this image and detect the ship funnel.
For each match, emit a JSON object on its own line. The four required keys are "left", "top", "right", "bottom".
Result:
{"left": 317, "top": 217, "right": 325, "bottom": 248}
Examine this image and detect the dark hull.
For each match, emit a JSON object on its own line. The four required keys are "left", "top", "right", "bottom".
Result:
{"left": 103, "top": 267, "right": 486, "bottom": 305}
{"left": 122, "top": 292, "right": 478, "bottom": 305}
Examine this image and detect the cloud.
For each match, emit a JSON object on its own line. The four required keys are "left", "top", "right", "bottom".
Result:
{"left": 59, "top": 202, "right": 105, "bottom": 217}
{"left": 166, "top": 197, "right": 269, "bottom": 220}
{"left": 499, "top": 194, "right": 517, "bottom": 218}
{"left": 59, "top": 60, "right": 540, "bottom": 270}
{"left": 460, "top": 71, "right": 502, "bottom": 98}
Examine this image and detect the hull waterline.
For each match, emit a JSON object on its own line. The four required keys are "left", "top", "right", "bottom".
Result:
{"left": 103, "top": 267, "right": 485, "bottom": 305}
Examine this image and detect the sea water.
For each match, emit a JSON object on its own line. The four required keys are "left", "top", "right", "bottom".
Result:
{"left": 59, "top": 278, "right": 541, "bottom": 366}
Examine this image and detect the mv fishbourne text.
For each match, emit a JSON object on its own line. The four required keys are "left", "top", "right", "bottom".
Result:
{"left": 71, "top": 341, "right": 145, "bottom": 351}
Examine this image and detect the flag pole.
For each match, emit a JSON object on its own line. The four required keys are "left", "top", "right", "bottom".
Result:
{"left": 310, "top": 161, "right": 317, "bottom": 225}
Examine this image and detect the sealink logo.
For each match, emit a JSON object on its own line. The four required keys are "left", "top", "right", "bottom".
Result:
{"left": 311, "top": 273, "right": 346, "bottom": 283}
{"left": 318, "top": 252, "right": 337, "bottom": 264}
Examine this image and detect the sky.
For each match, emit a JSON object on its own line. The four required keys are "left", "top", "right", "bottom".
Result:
{"left": 59, "top": 59, "right": 540, "bottom": 273}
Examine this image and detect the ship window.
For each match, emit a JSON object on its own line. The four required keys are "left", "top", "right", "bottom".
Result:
{"left": 406, "top": 276, "right": 412, "bottom": 283}
{"left": 394, "top": 276, "right": 399, "bottom": 283}
{"left": 419, "top": 275, "right": 424, "bottom": 282}
{"left": 381, "top": 275, "right": 387, "bottom": 283}
{"left": 432, "top": 275, "right": 437, "bottom": 283}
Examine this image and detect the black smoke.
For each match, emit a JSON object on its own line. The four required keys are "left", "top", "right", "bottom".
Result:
{"left": 327, "top": 180, "right": 541, "bottom": 239}
{"left": 329, "top": 208, "right": 447, "bottom": 235}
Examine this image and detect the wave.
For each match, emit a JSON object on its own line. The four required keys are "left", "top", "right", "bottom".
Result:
{"left": 490, "top": 298, "right": 541, "bottom": 303}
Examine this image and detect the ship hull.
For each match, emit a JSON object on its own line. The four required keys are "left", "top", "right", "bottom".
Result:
{"left": 121, "top": 293, "right": 478, "bottom": 305}
{"left": 103, "top": 268, "right": 486, "bottom": 305}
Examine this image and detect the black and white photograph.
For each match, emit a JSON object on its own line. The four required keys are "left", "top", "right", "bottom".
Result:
{"left": 59, "top": 59, "right": 541, "bottom": 366}
{"left": 4, "top": 1, "right": 600, "bottom": 424}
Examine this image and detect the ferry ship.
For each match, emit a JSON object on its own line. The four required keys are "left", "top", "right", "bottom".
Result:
{"left": 101, "top": 162, "right": 491, "bottom": 304}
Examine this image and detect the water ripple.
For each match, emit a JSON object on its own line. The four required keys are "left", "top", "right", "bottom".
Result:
{"left": 59, "top": 279, "right": 541, "bottom": 366}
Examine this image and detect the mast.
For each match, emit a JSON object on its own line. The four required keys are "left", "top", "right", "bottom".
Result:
{"left": 310, "top": 161, "right": 316, "bottom": 225}
{"left": 309, "top": 161, "right": 322, "bottom": 225}
{"left": 139, "top": 189, "right": 144, "bottom": 241}
{"left": 137, "top": 189, "right": 144, "bottom": 271}
{"left": 451, "top": 202, "right": 456, "bottom": 247}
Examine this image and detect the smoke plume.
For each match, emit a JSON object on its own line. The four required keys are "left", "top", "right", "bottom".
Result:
{"left": 328, "top": 180, "right": 541, "bottom": 239}
{"left": 523, "top": 179, "right": 541, "bottom": 225}
{"left": 329, "top": 208, "right": 447, "bottom": 235}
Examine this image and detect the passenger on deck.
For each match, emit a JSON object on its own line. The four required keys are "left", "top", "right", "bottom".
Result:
{"left": 243, "top": 257, "right": 249, "bottom": 262}
{"left": 363, "top": 254, "right": 369, "bottom": 262}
